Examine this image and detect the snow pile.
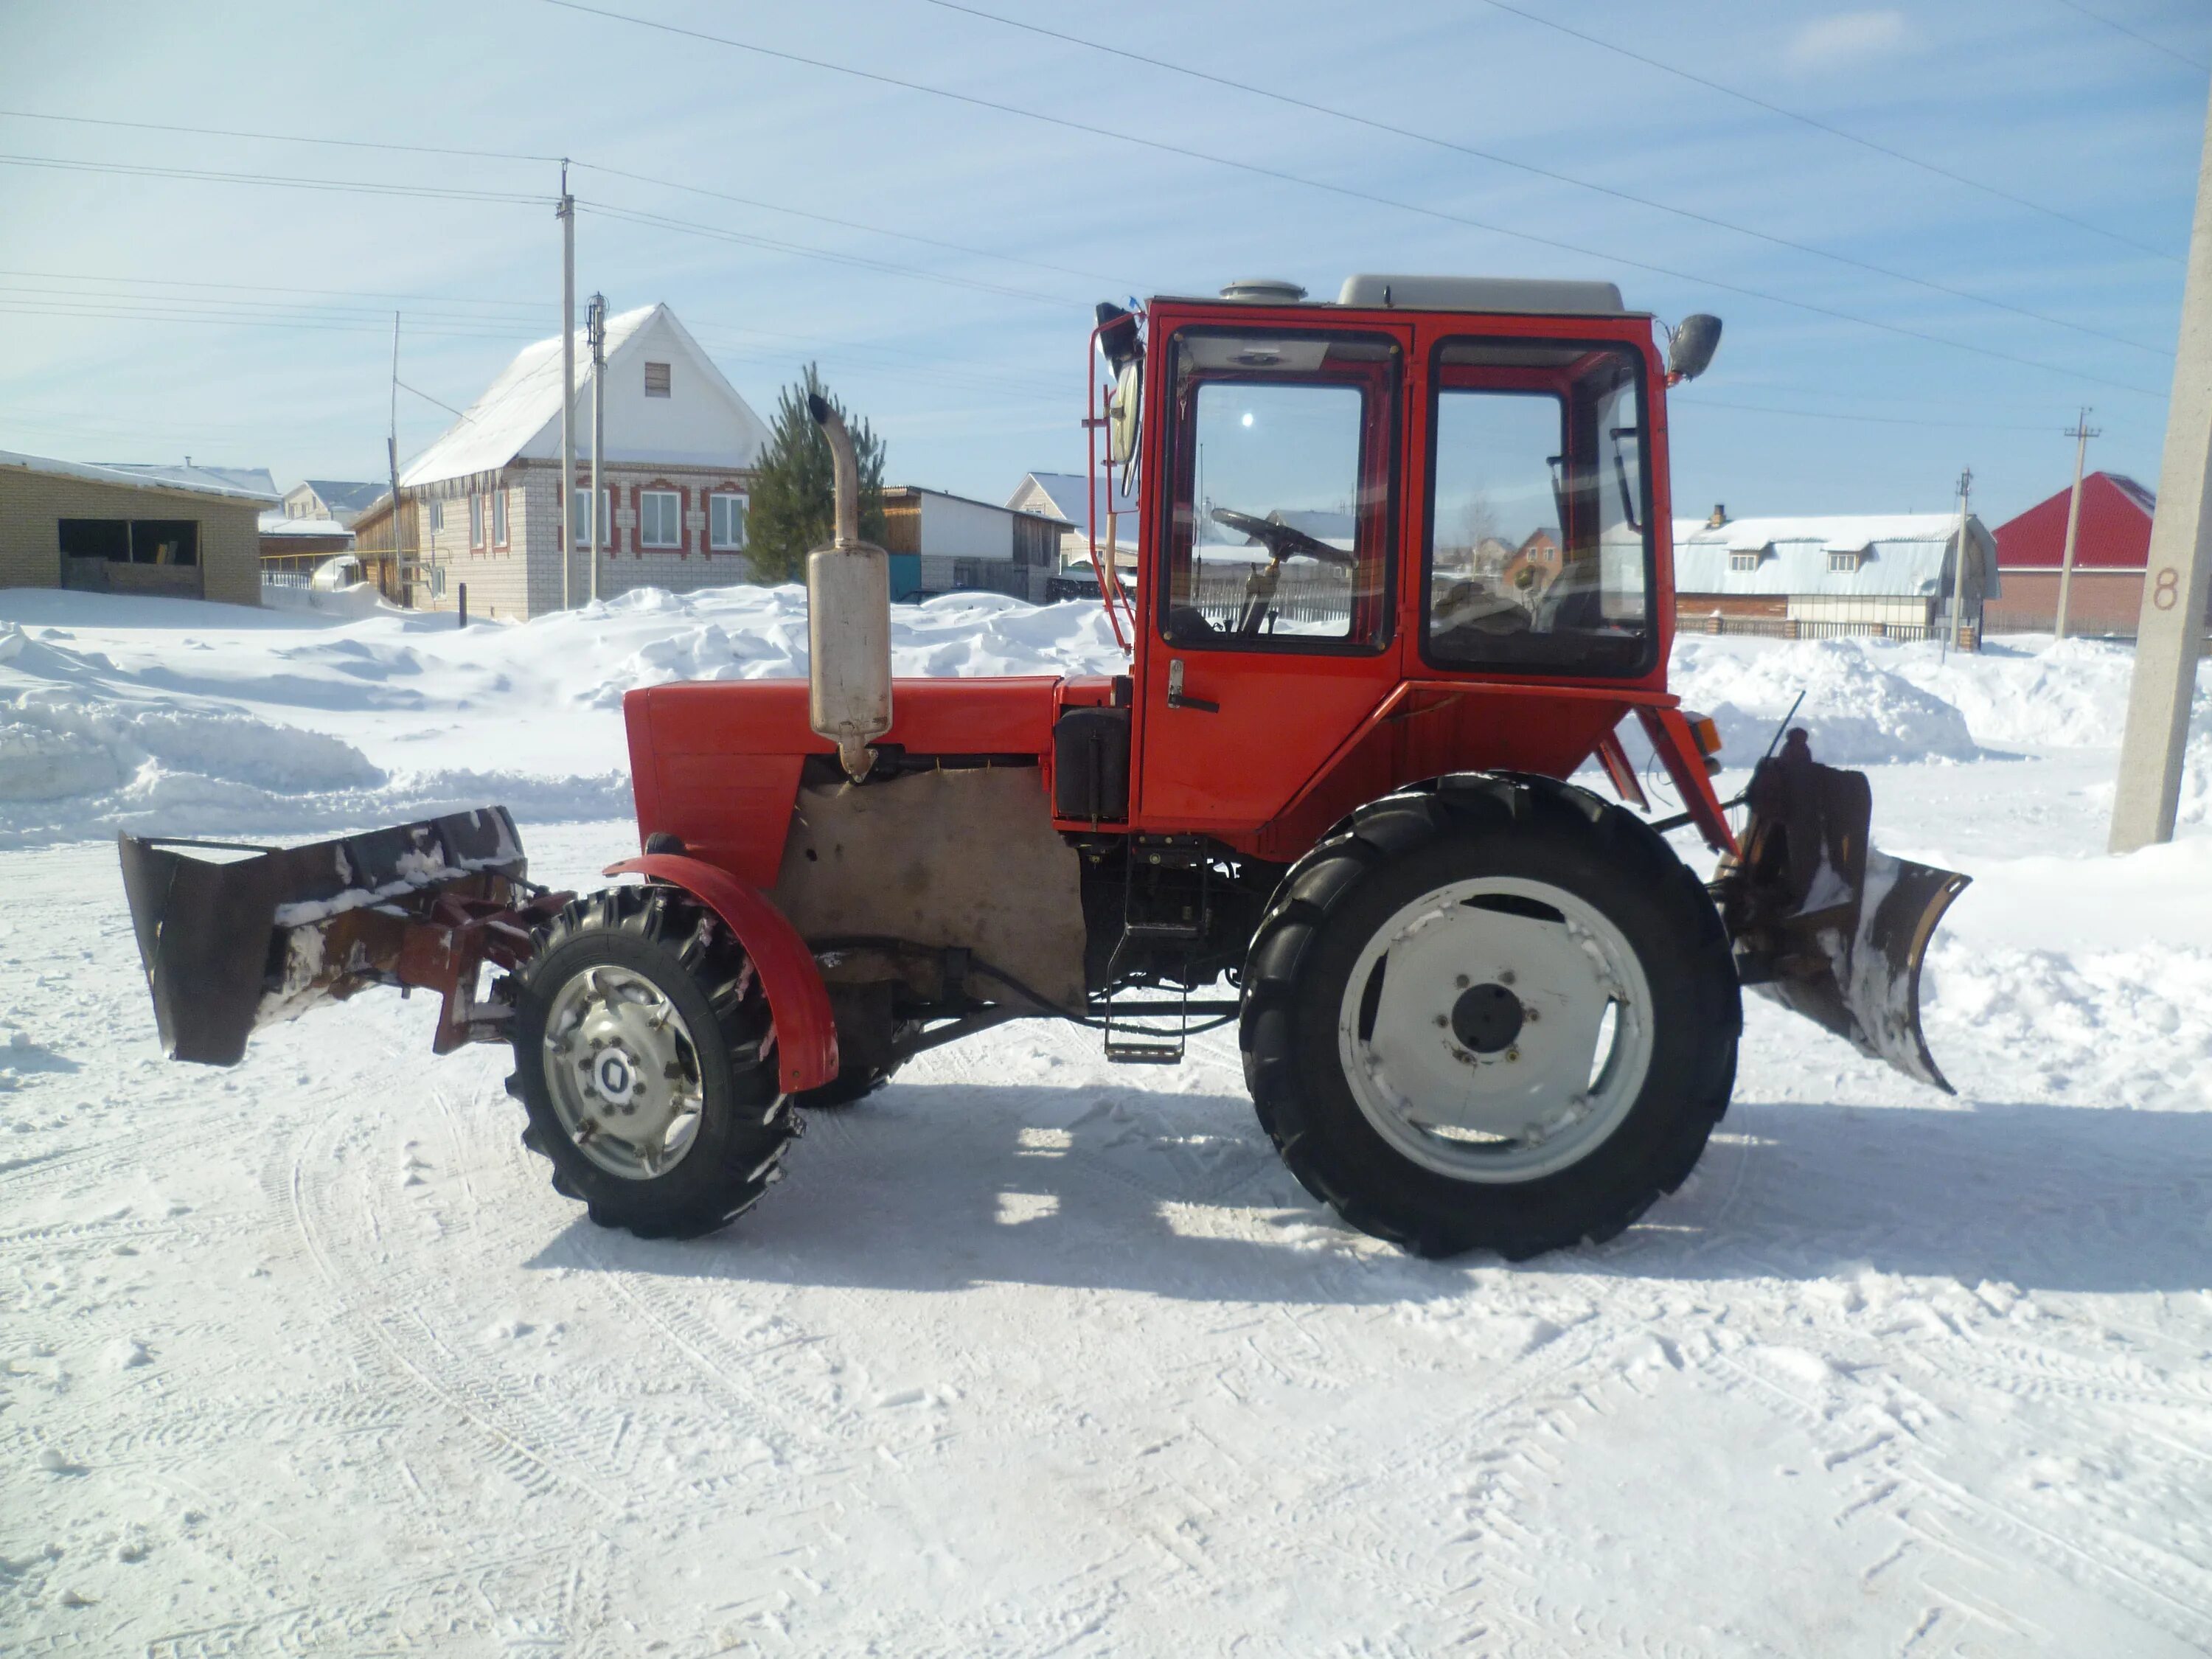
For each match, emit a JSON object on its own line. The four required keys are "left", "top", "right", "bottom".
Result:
{"left": 0, "top": 629, "right": 626, "bottom": 846}
{"left": 581, "top": 586, "right": 1127, "bottom": 707}
{"left": 1670, "top": 637, "right": 1980, "bottom": 764}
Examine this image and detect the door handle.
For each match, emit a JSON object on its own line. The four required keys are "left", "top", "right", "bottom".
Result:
{"left": 1166, "top": 658, "right": 1219, "bottom": 713}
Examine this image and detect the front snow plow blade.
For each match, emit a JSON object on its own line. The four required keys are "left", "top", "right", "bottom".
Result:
{"left": 118, "top": 808, "right": 559, "bottom": 1066}
{"left": 1716, "top": 731, "right": 1969, "bottom": 1093}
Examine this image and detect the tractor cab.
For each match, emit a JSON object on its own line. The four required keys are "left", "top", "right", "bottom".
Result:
{"left": 1067, "top": 276, "right": 1719, "bottom": 857}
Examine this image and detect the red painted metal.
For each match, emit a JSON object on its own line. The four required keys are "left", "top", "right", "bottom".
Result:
{"left": 613, "top": 294, "right": 1714, "bottom": 943}
{"left": 603, "top": 853, "right": 840, "bottom": 1095}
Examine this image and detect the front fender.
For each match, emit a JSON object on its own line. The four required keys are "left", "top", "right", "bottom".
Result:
{"left": 602, "top": 854, "right": 839, "bottom": 1095}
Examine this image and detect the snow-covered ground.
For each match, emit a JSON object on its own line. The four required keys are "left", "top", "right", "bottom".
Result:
{"left": 3, "top": 588, "right": 2209, "bottom": 1654}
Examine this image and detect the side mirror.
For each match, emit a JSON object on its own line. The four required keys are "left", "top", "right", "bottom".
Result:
{"left": 1107, "top": 358, "right": 1141, "bottom": 468}
{"left": 1668, "top": 314, "right": 1722, "bottom": 382}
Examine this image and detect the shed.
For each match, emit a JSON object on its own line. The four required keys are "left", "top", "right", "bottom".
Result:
{"left": 882, "top": 485, "right": 1062, "bottom": 601}
{"left": 0, "top": 450, "right": 268, "bottom": 605}
{"left": 1006, "top": 470, "right": 1138, "bottom": 588}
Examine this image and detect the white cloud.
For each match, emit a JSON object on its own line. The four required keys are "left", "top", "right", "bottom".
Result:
{"left": 1787, "top": 10, "right": 1915, "bottom": 72}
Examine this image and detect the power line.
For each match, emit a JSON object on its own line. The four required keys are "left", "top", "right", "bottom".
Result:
{"left": 1468, "top": 0, "right": 2180, "bottom": 263}
{"left": 575, "top": 200, "right": 1077, "bottom": 307}
{"left": 574, "top": 161, "right": 1127, "bottom": 289}
{"left": 0, "top": 266, "right": 542, "bottom": 312}
{"left": 0, "top": 105, "right": 1117, "bottom": 300}
{"left": 0, "top": 107, "right": 563, "bottom": 164}
{"left": 536, "top": 0, "right": 2170, "bottom": 400}
{"left": 2048, "top": 0, "right": 2210, "bottom": 70}
{"left": 1671, "top": 395, "right": 2067, "bottom": 432}
{"left": 925, "top": 0, "right": 2172, "bottom": 358}
{"left": 0, "top": 152, "right": 549, "bottom": 206}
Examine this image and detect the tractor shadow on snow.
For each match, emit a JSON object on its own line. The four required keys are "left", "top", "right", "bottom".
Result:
{"left": 529, "top": 1083, "right": 2212, "bottom": 1301}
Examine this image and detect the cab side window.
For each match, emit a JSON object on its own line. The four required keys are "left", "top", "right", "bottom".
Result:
{"left": 1159, "top": 330, "right": 1397, "bottom": 651}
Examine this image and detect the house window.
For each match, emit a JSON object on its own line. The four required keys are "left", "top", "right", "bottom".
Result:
{"left": 1828, "top": 549, "right": 1862, "bottom": 573}
{"left": 468, "top": 493, "right": 484, "bottom": 549}
{"left": 709, "top": 491, "right": 747, "bottom": 551}
{"left": 639, "top": 489, "right": 681, "bottom": 549}
{"left": 573, "top": 487, "right": 600, "bottom": 549}
{"left": 1729, "top": 550, "right": 1761, "bottom": 572}
{"left": 644, "top": 361, "right": 671, "bottom": 398}
{"left": 429, "top": 500, "right": 444, "bottom": 534}
{"left": 492, "top": 488, "right": 508, "bottom": 549}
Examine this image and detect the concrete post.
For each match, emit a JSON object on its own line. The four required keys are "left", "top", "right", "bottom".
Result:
{"left": 2054, "top": 409, "right": 2097, "bottom": 641}
{"left": 558, "top": 164, "right": 577, "bottom": 613}
{"left": 2110, "top": 78, "right": 2212, "bottom": 853}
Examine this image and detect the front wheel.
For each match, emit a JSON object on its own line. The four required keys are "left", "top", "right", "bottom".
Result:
{"left": 1241, "top": 775, "right": 1739, "bottom": 1259}
{"left": 509, "top": 885, "right": 798, "bottom": 1239}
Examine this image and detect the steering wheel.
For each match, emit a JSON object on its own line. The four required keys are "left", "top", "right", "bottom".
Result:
{"left": 1209, "top": 507, "right": 1356, "bottom": 568}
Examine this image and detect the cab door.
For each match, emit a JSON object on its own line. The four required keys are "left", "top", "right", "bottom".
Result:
{"left": 1130, "top": 317, "right": 1411, "bottom": 841}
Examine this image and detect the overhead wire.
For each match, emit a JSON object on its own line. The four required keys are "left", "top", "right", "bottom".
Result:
{"left": 0, "top": 151, "right": 552, "bottom": 205}
{"left": 1671, "top": 396, "right": 2069, "bottom": 433}
{"left": 2048, "top": 0, "right": 2210, "bottom": 70}
{"left": 0, "top": 106, "right": 565, "bottom": 164}
{"left": 534, "top": 0, "right": 2172, "bottom": 400}
{"left": 1468, "top": 0, "right": 2180, "bottom": 263}
{"left": 923, "top": 0, "right": 2172, "bottom": 358}
{"left": 574, "top": 200, "right": 1077, "bottom": 307}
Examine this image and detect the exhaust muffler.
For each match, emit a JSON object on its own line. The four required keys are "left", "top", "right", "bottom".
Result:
{"left": 804, "top": 394, "right": 893, "bottom": 782}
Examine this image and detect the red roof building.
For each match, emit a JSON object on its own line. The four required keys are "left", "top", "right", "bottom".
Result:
{"left": 1984, "top": 471, "right": 2197, "bottom": 637}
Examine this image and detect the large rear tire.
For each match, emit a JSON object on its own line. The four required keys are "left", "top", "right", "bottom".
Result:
{"left": 1240, "top": 775, "right": 1739, "bottom": 1259}
{"left": 509, "top": 885, "right": 797, "bottom": 1239}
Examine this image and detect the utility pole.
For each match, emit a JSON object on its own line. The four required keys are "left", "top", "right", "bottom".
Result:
{"left": 2112, "top": 78, "right": 2212, "bottom": 853}
{"left": 2055, "top": 408, "right": 2100, "bottom": 641}
{"left": 1941, "top": 467, "right": 1971, "bottom": 664}
{"left": 388, "top": 311, "right": 406, "bottom": 607}
{"left": 558, "top": 161, "right": 577, "bottom": 613}
{"left": 588, "top": 292, "right": 606, "bottom": 604}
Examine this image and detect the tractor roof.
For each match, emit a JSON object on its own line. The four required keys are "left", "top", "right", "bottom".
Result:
{"left": 1154, "top": 276, "right": 1635, "bottom": 318}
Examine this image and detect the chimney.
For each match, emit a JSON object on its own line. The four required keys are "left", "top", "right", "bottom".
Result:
{"left": 1708, "top": 502, "right": 1727, "bottom": 528}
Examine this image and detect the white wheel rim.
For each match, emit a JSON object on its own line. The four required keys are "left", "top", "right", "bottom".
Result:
{"left": 541, "top": 964, "right": 705, "bottom": 1180}
{"left": 1335, "top": 875, "right": 1655, "bottom": 1183}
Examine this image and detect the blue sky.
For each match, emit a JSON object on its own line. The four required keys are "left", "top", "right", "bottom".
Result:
{"left": 1, "top": 0, "right": 2208, "bottom": 526}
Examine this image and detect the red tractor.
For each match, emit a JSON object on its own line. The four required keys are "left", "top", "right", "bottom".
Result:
{"left": 122, "top": 274, "right": 1964, "bottom": 1259}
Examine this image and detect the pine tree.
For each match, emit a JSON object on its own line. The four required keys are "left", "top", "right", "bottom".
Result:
{"left": 745, "top": 364, "right": 886, "bottom": 582}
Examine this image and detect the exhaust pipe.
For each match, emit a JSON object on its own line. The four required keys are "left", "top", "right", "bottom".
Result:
{"left": 804, "top": 393, "right": 893, "bottom": 782}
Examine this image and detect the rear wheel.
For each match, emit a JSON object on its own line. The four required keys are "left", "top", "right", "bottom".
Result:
{"left": 1241, "top": 775, "right": 1739, "bottom": 1259}
{"left": 509, "top": 885, "right": 797, "bottom": 1239}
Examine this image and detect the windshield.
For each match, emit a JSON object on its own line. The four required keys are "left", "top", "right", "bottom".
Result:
{"left": 1425, "top": 338, "right": 1656, "bottom": 675}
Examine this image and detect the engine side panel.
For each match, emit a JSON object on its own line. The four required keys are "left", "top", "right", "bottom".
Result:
{"left": 625, "top": 677, "right": 1063, "bottom": 884}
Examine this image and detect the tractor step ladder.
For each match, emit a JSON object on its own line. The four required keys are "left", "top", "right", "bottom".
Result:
{"left": 1102, "top": 839, "right": 1211, "bottom": 1065}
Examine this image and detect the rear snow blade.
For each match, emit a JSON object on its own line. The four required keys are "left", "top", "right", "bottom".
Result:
{"left": 118, "top": 807, "right": 546, "bottom": 1066}
{"left": 1717, "top": 731, "right": 1969, "bottom": 1093}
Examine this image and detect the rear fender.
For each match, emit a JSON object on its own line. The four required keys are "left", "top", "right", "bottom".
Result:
{"left": 602, "top": 854, "right": 839, "bottom": 1095}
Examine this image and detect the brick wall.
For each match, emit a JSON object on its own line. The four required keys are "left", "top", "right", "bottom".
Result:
{"left": 1674, "top": 592, "right": 1787, "bottom": 621}
{"left": 1982, "top": 567, "right": 2212, "bottom": 637}
{"left": 0, "top": 469, "right": 261, "bottom": 605}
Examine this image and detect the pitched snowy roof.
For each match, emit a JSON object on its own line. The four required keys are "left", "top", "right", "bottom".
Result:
{"left": 259, "top": 512, "right": 354, "bottom": 538}
{"left": 1008, "top": 470, "right": 1136, "bottom": 525}
{"left": 299, "top": 479, "right": 384, "bottom": 513}
{"left": 1673, "top": 514, "right": 1997, "bottom": 598}
{"left": 399, "top": 304, "right": 769, "bottom": 491}
{"left": 0, "top": 450, "right": 274, "bottom": 504}
{"left": 91, "top": 461, "right": 278, "bottom": 500}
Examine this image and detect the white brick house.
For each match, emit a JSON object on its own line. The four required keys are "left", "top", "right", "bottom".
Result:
{"left": 397, "top": 304, "right": 771, "bottom": 619}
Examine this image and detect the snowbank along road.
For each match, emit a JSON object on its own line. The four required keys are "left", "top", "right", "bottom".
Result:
{"left": 3, "top": 587, "right": 2210, "bottom": 1654}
